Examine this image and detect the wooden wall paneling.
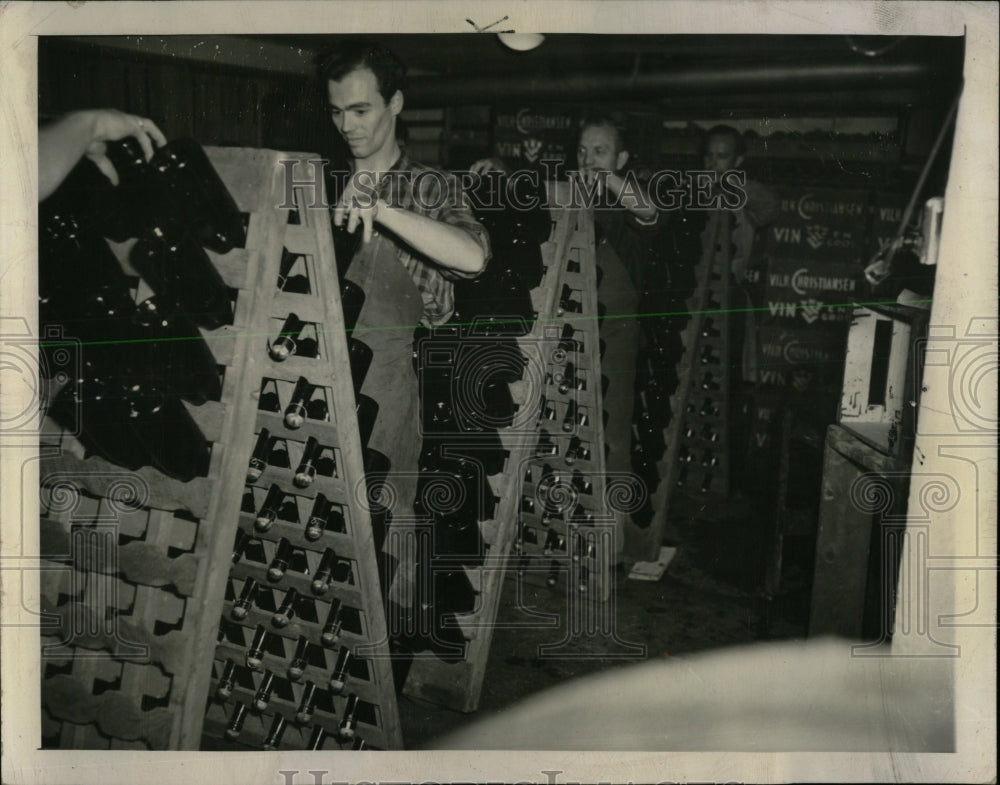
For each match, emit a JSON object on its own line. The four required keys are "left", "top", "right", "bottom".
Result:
{"left": 143, "top": 58, "right": 197, "bottom": 141}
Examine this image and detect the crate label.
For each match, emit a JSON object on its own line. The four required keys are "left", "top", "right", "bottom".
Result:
{"left": 764, "top": 257, "right": 862, "bottom": 324}
{"left": 757, "top": 324, "right": 847, "bottom": 391}
{"left": 770, "top": 187, "right": 871, "bottom": 261}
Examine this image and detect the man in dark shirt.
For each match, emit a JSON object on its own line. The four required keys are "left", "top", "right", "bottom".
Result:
{"left": 319, "top": 38, "right": 490, "bottom": 615}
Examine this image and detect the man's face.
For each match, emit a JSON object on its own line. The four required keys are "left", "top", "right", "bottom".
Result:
{"left": 327, "top": 67, "right": 400, "bottom": 162}
{"left": 577, "top": 124, "right": 628, "bottom": 175}
{"left": 703, "top": 134, "right": 744, "bottom": 177}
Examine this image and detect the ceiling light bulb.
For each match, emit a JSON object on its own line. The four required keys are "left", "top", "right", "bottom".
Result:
{"left": 497, "top": 33, "right": 545, "bottom": 52}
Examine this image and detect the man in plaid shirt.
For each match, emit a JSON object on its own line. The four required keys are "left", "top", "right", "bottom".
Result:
{"left": 319, "top": 38, "right": 490, "bottom": 624}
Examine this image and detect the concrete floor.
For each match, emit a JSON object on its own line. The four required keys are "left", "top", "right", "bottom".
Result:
{"left": 398, "top": 492, "right": 815, "bottom": 749}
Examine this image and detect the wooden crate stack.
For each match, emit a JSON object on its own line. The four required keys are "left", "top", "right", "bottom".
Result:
{"left": 38, "top": 148, "right": 401, "bottom": 750}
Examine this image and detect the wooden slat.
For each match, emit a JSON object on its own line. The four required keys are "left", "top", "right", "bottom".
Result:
{"left": 208, "top": 249, "right": 250, "bottom": 290}
{"left": 39, "top": 452, "right": 214, "bottom": 521}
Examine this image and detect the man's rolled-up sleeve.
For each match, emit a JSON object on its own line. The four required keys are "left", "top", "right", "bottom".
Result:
{"left": 435, "top": 172, "right": 492, "bottom": 280}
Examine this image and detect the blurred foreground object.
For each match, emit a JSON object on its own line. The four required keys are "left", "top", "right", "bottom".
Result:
{"left": 434, "top": 638, "right": 953, "bottom": 751}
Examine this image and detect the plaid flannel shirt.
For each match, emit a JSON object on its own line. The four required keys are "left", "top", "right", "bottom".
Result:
{"left": 373, "top": 151, "right": 491, "bottom": 325}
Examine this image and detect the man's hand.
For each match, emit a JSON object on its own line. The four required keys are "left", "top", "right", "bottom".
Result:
{"left": 469, "top": 157, "right": 508, "bottom": 176}
{"left": 333, "top": 171, "right": 381, "bottom": 244}
{"left": 575, "top": 168, "right": 622, "bottom": 199}
{"left": 85, "top": 109, "right": 167, "bottom": 185}
{"left": 38, "top": 108, "right": 167, "bottom": 200}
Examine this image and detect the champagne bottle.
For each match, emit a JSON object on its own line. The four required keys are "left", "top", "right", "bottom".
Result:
{"left": 125, "top": 390, "right": 212, "bottom": 482}
{"left": 253, "top": 670, "right": 275, "bottom": 711}
{"left": 262, "top": 713, "right": 286, "bottom": 751}
{"left": 247, "top": 428, "right": 271, "bottom": 482}
{"left": 311, "top": 548, "right": 336, "bottom": 596}
{"left": 328, "top": 646, "right": 352, "bottom": 695}
{"left": 50, "top": 143, "right": 146, "bottom": 242}
{"left": 305, "top": 494, "right": 331, "bottom": 541}
{"left": 338, "top": 694, "right": 359, "bottom": 740}
{"left": 340, "top": 279, "right": 366, "bottom": 332}
{"left": 557, "top": 362, "right": 576, "bottom": 396}
{"left": 269, "top": 313, "right": 305, "bottom": 361}
{"left": 294, "top": 436, "right": 320, "bottom": 488}
{"left": 288, "top": 636, "right": 310, "bottom": 681}
{"left": 553, "top": 324, "right": 579, "bottom": 363}
{"left": 562, "top": 400, "right": 577, "bottom": 433}
{"left": 148, "top": 137, "right": 247, "bottom": 254}
{"left": 232, "top": 528, "right": 248, "bottom": 564}
{"left": 348, "top": 338, "right": 373, "bottom": 394}
{"left": 295, "top": 681, "right": 318, "bottom": 725}
{"left": 308, "top": 725, "right": 327, "bottom": 750}
{"left": 132, "top": 295, "right": 223, "bottom": 404}
{"left": 546, "top": 560, "right": 559, "bottom": 587}
{"left": 215, "top": 659, "right": 237, "bottom": 701}
{"left": 284, "top": 376, "right": 312, "bottom": 429}
{"left": 272, "top": 587, "right": 299, "bottom": 628}
{"left": 48, "top": 363, "right": 149, "bottom": 471}
{"left": 245, "top": 625, "right": 267, "bottom": 671}
{"left": 255, "top": 484, "right": 283, "bottom": 533}
{"left": 231, "top": 577, "right": 259, "bottom": 621}
{"left": 224, "top": 703, "right": 248, "bottom": 741}
{"left": 267, "top": 539, "right": 293, "bottom": 582}
{"left": 130, "top": 226, "right": 233, "bottom": 329}
{"left": 39, "top": 184, "right": 107, "bottom": 256}
{"left": 320, "top": 598, "right": 344, "bottom": 647}
{"left": 699, "top": 346, "right": 717, "bottom": 365}
{"left": 700, "top": 473, "right": 713, "bottom": 494}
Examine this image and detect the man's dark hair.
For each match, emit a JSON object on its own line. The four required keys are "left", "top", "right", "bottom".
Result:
{"left": 703, "top": 124, "right": 747, "bottom": 158}
{"left": 317, "top": 37, "right": 407, "bottom": 103}
{"left": 579, "top": 113, "right": 628, "bottom": 154}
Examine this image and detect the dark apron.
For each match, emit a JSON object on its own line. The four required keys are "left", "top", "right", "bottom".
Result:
{"left": 345, "top": 232, "right": 424, "bottom": 611}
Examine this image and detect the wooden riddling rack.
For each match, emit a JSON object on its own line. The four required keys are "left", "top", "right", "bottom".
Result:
{"left": 401, "top": 184, "right": 606, "bottom": 712}
{"left": 38, "top": 149, "right": 400, "bottom": 750}
{"left": 639, "top": 210, "right": 734, "bottom": 552}
{"left": 513, "top": 190, "right": 615, "bottom": 602}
